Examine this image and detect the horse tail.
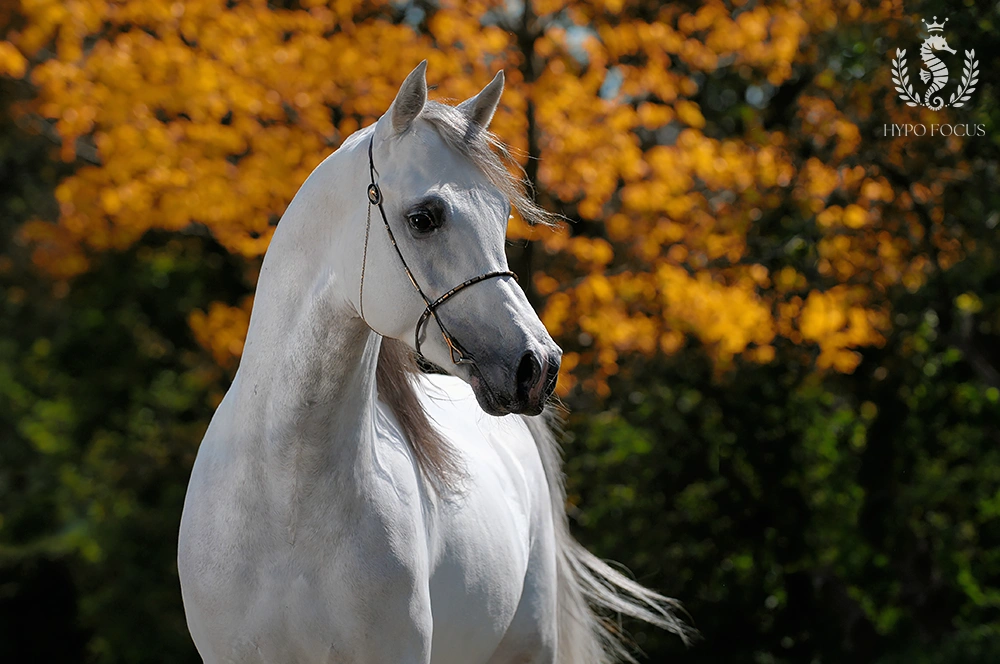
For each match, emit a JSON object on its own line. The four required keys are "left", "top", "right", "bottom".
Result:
{"left": 522, "top": 409, "right": 696, "bottom": 663}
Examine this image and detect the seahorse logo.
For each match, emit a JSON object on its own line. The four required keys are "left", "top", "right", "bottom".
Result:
{"left": 891, "top": 16, "right": 979, "bottom": 109}
{"left": 918, "top": 34, "right": 956, "bottom": 109}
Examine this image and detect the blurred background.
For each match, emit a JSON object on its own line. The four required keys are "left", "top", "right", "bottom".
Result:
{"left": 1, "top": 0, "right": 999, "bottom": 662}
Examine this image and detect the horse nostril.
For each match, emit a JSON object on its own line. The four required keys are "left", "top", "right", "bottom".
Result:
{"left": 516, "top": 351, "right": 542, "bottom": 399}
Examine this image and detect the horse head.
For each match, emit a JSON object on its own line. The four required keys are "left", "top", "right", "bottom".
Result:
{"left": 354, "top": 62, "right": 561, "bottom": 416}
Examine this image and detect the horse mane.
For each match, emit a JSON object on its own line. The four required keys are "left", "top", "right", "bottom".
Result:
{"left": 419, "top": 101, "right": 557, "bottom": 228}
{"left": 376, "top": 338, "right": 464, "bottom": 491}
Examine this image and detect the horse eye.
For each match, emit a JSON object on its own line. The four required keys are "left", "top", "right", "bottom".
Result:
{"left": 407, "top": 210, "right": 438, "bottom": 233}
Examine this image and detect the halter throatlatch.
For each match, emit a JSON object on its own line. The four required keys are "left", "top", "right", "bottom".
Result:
{"left": 359, "top": 134, "right": 518, "bottom": 366}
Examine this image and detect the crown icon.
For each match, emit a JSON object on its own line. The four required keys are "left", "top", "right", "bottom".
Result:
{"left": 922, "top": 16, "right": 948, "bottom": 32}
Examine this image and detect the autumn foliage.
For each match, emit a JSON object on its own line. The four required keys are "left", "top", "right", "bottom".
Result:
{"left": 2, "top": 0, "right": 976, "bottom": 397}
{"left": 3, "top": 1, "right": 1000, "bottom": 662}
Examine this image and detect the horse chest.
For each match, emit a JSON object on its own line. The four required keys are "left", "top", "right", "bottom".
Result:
{"left": 425, "top": 486, "right": 534, "bottom": 662}
{"left": 182, "top": 424, "right": 541, "bottom": 664}
{"left": 419, "top": 409, "right": 553, "bottom": 662}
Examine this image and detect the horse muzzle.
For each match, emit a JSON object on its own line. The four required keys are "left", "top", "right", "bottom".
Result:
{"left": 468, "top": 345, "right": 561, "bottom": 416}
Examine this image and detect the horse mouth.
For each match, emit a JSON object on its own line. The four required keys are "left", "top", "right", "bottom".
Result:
{"left": 467, "top": 366, "right": 544, "bottom": 416}
{"left": 467, "top": 361, "right": 553, "bottom": 417}
{"left": 468, "top": 368, "right": 511, "bottom": 416}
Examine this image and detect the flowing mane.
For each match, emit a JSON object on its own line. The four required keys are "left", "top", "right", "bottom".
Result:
{"left": 376, "top": 338, "right": 463, "bottom": 490}
{"left": 419, "top": 101, "right": 556, "bottom": 227}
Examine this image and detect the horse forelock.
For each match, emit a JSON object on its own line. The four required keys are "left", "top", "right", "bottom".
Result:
{"left": 376, "top": 337, "right": 465, "bottom": 492}
{"left": 418, "top": 101, "right": 557, "bottom": 228}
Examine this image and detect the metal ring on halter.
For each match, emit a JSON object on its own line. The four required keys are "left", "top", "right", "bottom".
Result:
{"left": 359, "top": 134, "right": 518, "bottom": 367}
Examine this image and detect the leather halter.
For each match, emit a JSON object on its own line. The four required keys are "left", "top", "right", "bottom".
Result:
{"left": 359, "top": 134, "right": 518, "bottom": 366}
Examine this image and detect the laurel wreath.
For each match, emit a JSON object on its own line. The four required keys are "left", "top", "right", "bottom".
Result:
{"left": 891, "top": 49, "right": 921, "bottom": 107}
{"left": 892, "top": 47, "right": 979, "bottom": 109}
{"left": 948, "top": 49, "right": 978, "bottom": 108}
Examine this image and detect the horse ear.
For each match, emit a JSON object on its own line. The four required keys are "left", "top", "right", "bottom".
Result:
{"left": 457, "top": 70, "right": 504, "bottom": 129}
{"left": 388, "top": 61, "right": 428, "bottom": 134}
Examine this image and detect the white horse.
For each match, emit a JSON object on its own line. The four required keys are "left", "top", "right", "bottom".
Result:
{"left": 178, "top": 62, "right": 688, "bottom": 664}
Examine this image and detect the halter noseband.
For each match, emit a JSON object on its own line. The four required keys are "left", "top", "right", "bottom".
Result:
{"left": 359, "top": 134, "right": 517, "bottom": 366}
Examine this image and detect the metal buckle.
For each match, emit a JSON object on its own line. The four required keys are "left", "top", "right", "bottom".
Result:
{"left": 445, "top": 333, "right": 475, "bottom": 365}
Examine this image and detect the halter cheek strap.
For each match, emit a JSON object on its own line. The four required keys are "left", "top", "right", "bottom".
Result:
{"left": 359, "top": 134, "right": 518, "bottom": 366}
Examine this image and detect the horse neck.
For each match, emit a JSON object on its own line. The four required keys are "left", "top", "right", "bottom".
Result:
{"left": 232, "top": 132, "right": 379, "bottom": 473}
